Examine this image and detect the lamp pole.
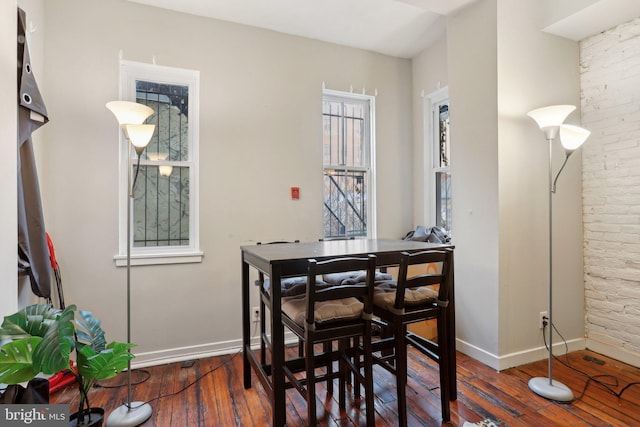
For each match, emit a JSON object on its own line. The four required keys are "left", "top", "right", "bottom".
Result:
{"left": 125, "top": 140, "right": 134, "bottom": 412}
{"left": 546, "top": 135, "right": 555, "bottom": 391}
{"left": 527, "top": 128, "right": 574, "bottom": 401}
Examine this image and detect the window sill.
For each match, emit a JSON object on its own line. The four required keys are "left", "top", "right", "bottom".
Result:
{"left": 114, "top": 251, "right": 204, "bottom": 267}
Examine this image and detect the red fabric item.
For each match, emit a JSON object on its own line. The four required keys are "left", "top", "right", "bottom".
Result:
{"left": 46, "top": 232, "right": 57, "bottom": 270}
{"left": 48, "top": 361, "right": 77, "bottom": 394}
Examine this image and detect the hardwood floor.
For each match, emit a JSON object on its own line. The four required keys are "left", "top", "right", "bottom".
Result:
{"left": 51, "top": 347, "right": 640, "bottom": 426}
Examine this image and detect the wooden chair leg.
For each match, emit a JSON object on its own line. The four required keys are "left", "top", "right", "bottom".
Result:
{"left": 395, "top": 323, "right": 409, "bottom": 427}
{"left": 437, "top": 313, "right": 451, "bottom": 423}
{"left": 363, "top": 326, "right": 376, "bottom": 427}
{"left": 353, "top": 336, "right": 361, "bottom": 399}
{"left": 338, "top": 339, "right": 347, "bottom": 409}
{"left": 324, "top": 341, "right": 334, "bottom": 395}
{"left": 381, "top": 323, "right": 394, "bottom": 361}
{"left": 305, "top": 336, "right": 318, "bottom": 426}
{"left": 259, "top": 299, "right": 267, "bottom": 364}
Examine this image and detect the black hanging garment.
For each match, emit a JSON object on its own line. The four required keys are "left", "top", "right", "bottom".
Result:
{"left": 17, "top": 7, "right": 52, "bottom": 299}
{"left": 0, "top": 378, "right": 50, "bottom": 404}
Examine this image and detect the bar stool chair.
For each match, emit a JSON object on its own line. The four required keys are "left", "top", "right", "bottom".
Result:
{"left": 281, "top": 255, "right": 377, "bottom": 426}
{"left": 371, "top": 248, "right": 454, "bottom": 426}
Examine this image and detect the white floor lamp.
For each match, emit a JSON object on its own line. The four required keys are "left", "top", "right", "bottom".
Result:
{"left": 527, "top": 105, "right": 591, "bottom": 402}
{"left": 105, "top": 101, "right": 156, "bottom": 426}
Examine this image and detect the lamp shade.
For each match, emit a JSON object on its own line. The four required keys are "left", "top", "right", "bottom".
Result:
{"left": 106, "top": 101, "right": 154, "bottom": 126}
{"left": 147, "top": 153, "right": 173, "bottom": 176}
{"left": 159, "top": 165, "right": 173, "bottom": 177}
{"left": 560, "top": 124, "right": 590, "bottom": 151}
{"left": 146, "top": 152, "right": 168, "bottom": 162}
{"left": 527, "top": 105, "right": 576, "bottom": 130}
{"left": 125, "top": 124, "right": 155, "bottom": 149}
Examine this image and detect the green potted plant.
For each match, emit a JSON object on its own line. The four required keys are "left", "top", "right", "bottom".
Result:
{"left": 0, "top": 304, "right": 134, "bottom": 427}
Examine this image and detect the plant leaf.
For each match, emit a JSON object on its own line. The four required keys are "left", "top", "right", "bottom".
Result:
{"left": 32, "top": 305, "right": 76, "bottom": 375}
{"left": 75, "top": 309, "right": 106, "bottom": 353}
{"left": 0, "top": 337, "right": 42, "bottom": 384}
{"left": 77, "top": 342, "right": 134, "bottom": 381}
{"left": 0, "top": 304, "right": 61, "bottom": 340}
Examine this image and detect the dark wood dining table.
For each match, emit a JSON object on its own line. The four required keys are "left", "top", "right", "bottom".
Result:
{"left": 241, "top": 238, "right": 456, "bottom": 426}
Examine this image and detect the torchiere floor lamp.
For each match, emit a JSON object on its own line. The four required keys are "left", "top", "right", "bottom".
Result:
{"left": 105, "top": 100, "right": 155, "bottom": 426}
{"left": 527, "top": 105, "right": 590, "bottom": 402}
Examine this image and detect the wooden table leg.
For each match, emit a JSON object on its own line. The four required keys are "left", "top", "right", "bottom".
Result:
{"left": 270, "top": 266, "right": 286, "bottom": 426}
{"left": 448, "top": 255, "right": 457, "bottom": 401}
{"left": 242, "top": 259, "right": 252, "bottom": 389}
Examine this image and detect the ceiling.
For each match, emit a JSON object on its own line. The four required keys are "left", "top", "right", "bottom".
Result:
{"left": 127, "top": 0, "right": 477, "bottom": 58}
{"left": 542, "top": 0, "right": 640, "bottom": 41}
{"left": 127, "top": 0, "right": 640, "bottom": 59}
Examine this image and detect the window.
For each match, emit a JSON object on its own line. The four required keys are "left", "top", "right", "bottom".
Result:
{"left": 322, "top": 90, "right": 376, "bottom": 239}
{"left": 426, "top": 87, "right": 451, "bottom": 234}
{"left": 115, "top": 61, "right": 202, "bottom": 266}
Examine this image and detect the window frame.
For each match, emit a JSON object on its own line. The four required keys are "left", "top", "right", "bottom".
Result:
{"left": 424, "top": 87, "right": 451, "bottom": 235}
{"left": 114, "top": 60, "right": 202, "bottom": 266}
{"left": 322, "top": 89, "right": 377, "bottom": 239}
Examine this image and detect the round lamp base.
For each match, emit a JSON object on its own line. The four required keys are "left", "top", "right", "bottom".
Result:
{"left": 528, "top": 377, "right": 574, "bottom": 402}
{"left": 106, "top": 402, "right": 152, "bottom": 427}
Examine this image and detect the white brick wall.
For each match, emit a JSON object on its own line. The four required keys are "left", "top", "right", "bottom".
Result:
{"left": 581, "top": 16, "right": 640, "bottom": 358}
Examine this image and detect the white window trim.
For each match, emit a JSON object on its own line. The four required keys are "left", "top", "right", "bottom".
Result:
{"left": 114, "top": 60, "right": 202, "bottom": 266}
{"left": 423, "top": 86, "right": 449, "bottom": 230}
{"left": 322, "top": 89, "right": 377, "bottom": 238}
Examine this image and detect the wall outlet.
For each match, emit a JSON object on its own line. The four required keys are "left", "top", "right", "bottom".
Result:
{"left": 539, "top": 311, "right": 548, "bottom": 329}
{"left": 252, "top": 306, "right": 260, "bottom": 323}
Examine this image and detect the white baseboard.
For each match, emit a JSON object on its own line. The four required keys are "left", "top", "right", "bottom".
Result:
{"left": 456, "top": 337, "right": 587, "bottom": 371}
{"left": 455, "top": 338, "right": 500, "bottom": 370}
{"left": 130, "top": 331, "right": 300, "bottom": 369}
{"left": 586, "top": 337, "right": 640, "bottom": 368}
{"left": 132, "top": 334, "right": 638, "bottom": 374}
{"left": 131, "top": 338, "right": 246, "bottom": 369}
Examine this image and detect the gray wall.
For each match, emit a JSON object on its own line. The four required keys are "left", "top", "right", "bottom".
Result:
{"left": 446, "top": 0, "right": 585, "bottom": 369}
{"left": 32, "top": 0, "right": 413, "bottom": 365}
{"left": 447, "top": 0, "right": 501, "bottom": 363}
{"left": 0, "top": 1, "right": 17, "bottom": 319}
{"left": 496, "top": 0, "right": 584, "bottom": 367}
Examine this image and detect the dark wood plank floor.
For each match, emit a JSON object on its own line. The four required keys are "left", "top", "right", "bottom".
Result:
{"left": 51, "top": 347, "right": 640, "bottom": 426}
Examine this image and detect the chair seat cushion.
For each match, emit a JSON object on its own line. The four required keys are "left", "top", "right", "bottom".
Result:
{"left": 373, "top": 280, "right": 438, "bottom": 310}
{"left": 323, "top": 271, "right": 392, "bottom": 286}
{"left": 281, "top": 295, "right": 364, "bottom": 326}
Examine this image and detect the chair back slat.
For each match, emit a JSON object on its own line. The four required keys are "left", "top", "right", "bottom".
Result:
{"left": 315, "top": 284, "right": 368, "bottom": 302}
{"left": 305, "top": 255, "right": 376, "bottom": 326}
{"left": 394, "top": 249, "right": 453, "bottom": 310}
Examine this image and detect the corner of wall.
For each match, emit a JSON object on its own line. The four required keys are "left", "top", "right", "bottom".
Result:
{"left": 1, "top": 1, "right": 18, "bottom": 318}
